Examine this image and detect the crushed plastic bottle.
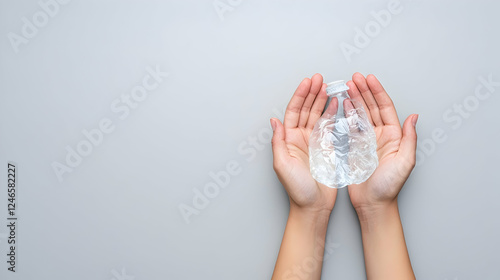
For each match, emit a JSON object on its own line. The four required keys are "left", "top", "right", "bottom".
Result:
{"left": 309, "top": 80, "right": 378, "bottom": 188}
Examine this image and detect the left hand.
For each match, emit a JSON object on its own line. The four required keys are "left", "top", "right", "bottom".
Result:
{"left": 271, "top": 73, "right": 338, "bottom": 214}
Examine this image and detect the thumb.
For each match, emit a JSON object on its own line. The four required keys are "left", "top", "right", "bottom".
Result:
{"left": 270, "top": 118, "right": 289, "bottom": 169}
{"left": 397, "top": 114, "right": 418, "bottom": 167}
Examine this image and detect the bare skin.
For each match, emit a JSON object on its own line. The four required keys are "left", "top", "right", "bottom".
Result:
{"left": 271, "top": 73, "right": 417, "bottom": 280}
{"left": 347, "top": 73, "right": 417, "bottom": 280}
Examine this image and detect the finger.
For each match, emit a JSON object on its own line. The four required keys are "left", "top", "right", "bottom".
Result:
{"left": 322, "top": 96, "right": 338, "bottom": 118}
{"left": 343, "top": 98, "right": 359, "bottom": 133}
{"left": 298, "top": 73, "right": 323, "bottom": 128}
{"left": 366, "top": 74, "right": 400, "bottom": 126}
{"left": 306, "top": 83, "right": 328, "bottom": 129}
{"left": 352, "top": 72, "right": 383, "bottom": 127}
{"left": 396, "top": 114, "right": 419, "bottom": 167}
{"left": 284, "top": 78, "right": 312, "bottom": 128}
{"left": 343, "top": 98, "right": 355, "bottom": 114}
{"left": 346, "top": 80, "right": 373, "bottom": 126}
{"left": 270, "top": 118, "right": 289, "bottom": 170}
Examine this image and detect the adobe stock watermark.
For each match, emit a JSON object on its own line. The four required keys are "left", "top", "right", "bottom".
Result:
{"left": 340, "top": 0, "right": 403, "bottom": 63}
{"left": 178, "top": 107, "right": 285, "bottom": 224}
{"left": 213, "top": 0, "right": 243, "bottom": 21}
{"left": 281, "top": 237, "right": 340, "bottom": 280}
{"left": 110, "top": 267, "right": 134, "bottom": 280}
{"left": 7, "top": 0, "right": 71, "bottom": 54}
{"left": 416, "top": 74, "right": 499, "bottom": 166}
{"left": 51, "top": 65, "right": 169, "bottom": 183}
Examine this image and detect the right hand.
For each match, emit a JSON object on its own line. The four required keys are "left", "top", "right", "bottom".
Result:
{"left": 345, "top": 73, "right": 418, "bottom": 213}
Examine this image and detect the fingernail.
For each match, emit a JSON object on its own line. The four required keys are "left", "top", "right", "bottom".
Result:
{"left": 270, "top": 119, "right": 276, "bottom": 131}
{"left": 412, "top": 114, "right": 419, "bottom": 126}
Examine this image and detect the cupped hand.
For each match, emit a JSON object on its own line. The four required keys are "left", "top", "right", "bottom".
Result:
{"left": 271, "top": 74, "right": 338, "bottom": 213}
{"left": 346, "top": 73, "right": 418, "bottom": 212}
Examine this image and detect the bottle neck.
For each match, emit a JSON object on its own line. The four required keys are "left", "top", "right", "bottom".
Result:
{"left": 327, "top": 90, "right": 349, "bottom": 99}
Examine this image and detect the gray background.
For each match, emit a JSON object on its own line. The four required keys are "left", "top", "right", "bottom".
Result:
{"left": 0, "top": 0, "right": 498, "bottom": 279}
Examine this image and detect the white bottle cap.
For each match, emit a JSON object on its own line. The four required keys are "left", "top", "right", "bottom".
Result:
{"left": 326, "top": 80, "right": 349, "bottom": 96}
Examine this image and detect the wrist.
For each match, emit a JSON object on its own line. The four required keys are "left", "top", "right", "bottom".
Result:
{"left": 355, "top": 200, "right": 400, "bottom": 228}
{"left": 288, "top": 204, "right": 332, "bottom": 230}
{"left": 288, "top": 193, "right": 336, "bottom": 218}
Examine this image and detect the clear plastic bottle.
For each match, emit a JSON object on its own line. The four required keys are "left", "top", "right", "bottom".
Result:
{"left": 309, "top": 80, "right": 378, "bottom": 188}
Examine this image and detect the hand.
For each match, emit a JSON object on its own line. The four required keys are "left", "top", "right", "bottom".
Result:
{"left": 345, "top": 73, "right": 418, "bottom": 213}
{"left": 271, "top": 74, "right": 338, "bottom": 280}
{"left": 271, "top": 73, "right": 338, "bottom": 214}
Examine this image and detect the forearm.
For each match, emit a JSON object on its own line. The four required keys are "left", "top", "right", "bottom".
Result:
{"left": 356, "top": 201, "right": 415, "bottom": 280}
{"left": 272, "top": 205, "right": 331, "bottom": 280}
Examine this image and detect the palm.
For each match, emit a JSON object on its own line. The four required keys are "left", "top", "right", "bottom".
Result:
{"left": 348, "top": 125, "right": 403, "bottom": 207}
{"left": 282, "top": 127, "right": 327, "bottom": 205}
